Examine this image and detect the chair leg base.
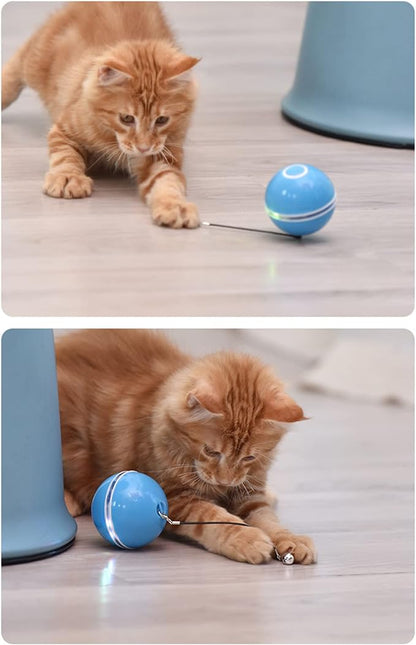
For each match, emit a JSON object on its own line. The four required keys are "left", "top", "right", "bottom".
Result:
{"left": 281, "top": 110, "right": 414, "bottom": 151}
{"left": 2, "top": 536, "right": 76, "bottom": 566}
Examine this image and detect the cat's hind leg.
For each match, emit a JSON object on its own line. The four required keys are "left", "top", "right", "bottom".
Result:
{"left": 64, "top": 489, "right": 83, "bottom": 517}
{"left": 2, "top": 46, "right": 27, "bottom": 110}
{"left": 43, "top": 123, "right": 93, "bottom": 199}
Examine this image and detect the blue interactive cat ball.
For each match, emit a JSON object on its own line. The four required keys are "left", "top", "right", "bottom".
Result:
{"left": 265, "top": 164, "right": 336, "bottom": 236}
{"left": 91, "top": 470, "right": 168, "bottom": 549}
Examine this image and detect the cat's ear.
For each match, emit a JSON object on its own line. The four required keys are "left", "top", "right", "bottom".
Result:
{"left": 98, "top": 63, "right": 132, "bottom": 86}
{"left": 164, "top": 55, "right": 200, "bottom": 82}
{"left": 186, "top": 390, "right": 222, "bottom": 424}
{"left": 263, "top": 391, "right": 306, "bottom": 423}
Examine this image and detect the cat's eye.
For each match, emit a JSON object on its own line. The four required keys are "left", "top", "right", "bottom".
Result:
{"left": 155, "top": 116, "right": 169, "bottom": 126}
{"left": 242, "top": 455, "right": 256, "bottom": 463}
{"left": 203, "top": 445, "right": 221, "bottom": 459}
{"left": 120, "top": 114, "right": 135, "bottom": 125}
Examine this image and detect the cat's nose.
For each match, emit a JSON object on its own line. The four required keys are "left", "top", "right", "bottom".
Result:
{"left": 138, "top": 146, "right": 151, "bottom": 154}
{"left": 217, "top": 477, "right": 234, "bottom": 486}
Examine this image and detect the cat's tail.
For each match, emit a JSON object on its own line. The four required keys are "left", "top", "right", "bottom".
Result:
{"left": 2, "top": 44, "right": 28, "bottom": 110}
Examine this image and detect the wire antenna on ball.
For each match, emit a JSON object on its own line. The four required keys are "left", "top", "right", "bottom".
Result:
{"left": 202, "top": 221, "right": 302, "bottom": 240}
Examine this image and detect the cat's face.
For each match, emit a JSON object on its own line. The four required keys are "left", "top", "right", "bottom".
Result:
{"left": 193, "top": 431, "right": 271, "bottom": 488}
{"left": 166, "top": 354, "right": 305, "bottom": 490}
{"left": 87, "top": 41, "right": 199, "bottom": 158}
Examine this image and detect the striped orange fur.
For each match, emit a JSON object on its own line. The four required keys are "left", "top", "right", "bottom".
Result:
{"left": 56, "top": 330, "right": 316, "bottom": 564}
{"left": 2, "top": 2, "right": 199, "bottom": 227}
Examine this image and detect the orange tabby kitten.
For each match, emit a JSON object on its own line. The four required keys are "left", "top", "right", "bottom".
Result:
{"left": 56, "top": 330, "right": 316, "bottom": 564}
{"left": 2, "top": 2, "right": 199, "bottom": 228}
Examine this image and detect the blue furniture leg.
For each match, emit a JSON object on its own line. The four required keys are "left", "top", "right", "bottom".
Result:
{"left": 282, "top": 2, "right": 414, "bottom": 148}
{"left": 2, "top": 330, "right": 77, "bottom": 564}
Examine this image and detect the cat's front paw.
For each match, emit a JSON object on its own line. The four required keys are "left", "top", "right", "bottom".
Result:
{"left": 220, "top": 526, "right": 273, "bottom": 564}
{"left": 274, "top": 532, "right": 316, "bottom": 565}
{"left": 43, "top": 172, "right": 93, "bottom": 199}
{"left": 152, "top": 199, "right": 199, "bottom": 229}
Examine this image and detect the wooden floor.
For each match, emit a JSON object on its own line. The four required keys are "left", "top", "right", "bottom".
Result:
{"left": 2, "top": 386, "right": 414, "bottom": 644}
{"left": 2, "top": 2, "right": 414, "bottom": 316}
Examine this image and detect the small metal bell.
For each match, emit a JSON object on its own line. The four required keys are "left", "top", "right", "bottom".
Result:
{"left": 274, "top": 548, "right": 295, "bottom": 565}
{"left": 282, "top": 552, "right": 295, "bottom": 565}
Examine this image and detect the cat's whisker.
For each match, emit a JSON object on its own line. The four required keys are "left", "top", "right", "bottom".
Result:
{"left": 149, "top": 464, "right": 195, "bottom": 474}
{"left": 163, "top": 146, "right": 177, "bottom": 163}
{"left": 187, "top": 472, "right": 203, "bottom": 487}
{"left": 244, "top": 481, "right": 260, "bottom": 496}
{"left": 244, "top": 478, "right": 257, "bottom": 492}
{"left": 160, "top": 150, "right": 169, "bottom": 166}
{"left": 157, "top": 149, "right": 167, "bottom": 165}
{"left": 161, "top": 148, "right": 171, "bottom": 163}
{"left": 246, "top": 472, "right": 265, "bottom": 483}
{"left": 86, "top": 144, "right": 120, "bottom": 172}
{"left": 238, "top": 481, "right": 252, "bottom": 501}
{"left": 159, "top": 147, "right": 173, "bottom": 167}
{"left": 114, "top": 149, "right": 126, "bottom": 172}
{"left": 97, "top": 145, "right": 125, "bottom": 174}
{"left": 183, "top": 474, "right": 209, "bottom": 498}
{"left": 241, "top": 482, "right": 250, "bottom": 497}
{"left": 245, "top": 474, "right": 264, "bottom": 482}
{"left": 246, "top": 478, "right": 265, "bottom": 491}
{"left": 256, "top": 453, "right": 276, "bottom": 466}
{"left": 232, "top": 486, "right": 245, "bottom": 505}
{"left": 86, "top": 153, "right": 108, "bottom": 173}
{"left": 166, "top": 143, "right": 185, "bottom": 150}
